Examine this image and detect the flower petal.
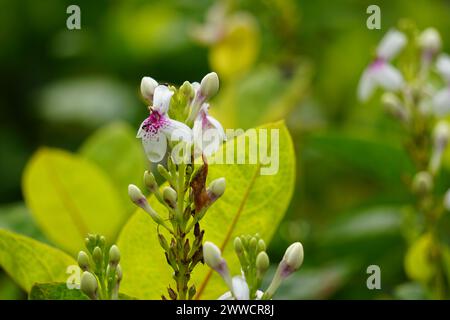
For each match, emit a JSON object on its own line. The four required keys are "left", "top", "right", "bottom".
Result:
{"left": 141, "top": 132, "right": 167, "bottom": 162}
{"left": 376, "top": 29, "right": 407, "bottom": 60}
{"left": 231, "top": 276, "right": 250, "bottom": 300}
{"left": 432, "top": 88, "right": 450, "bottom": 116}
{"left": 153, "top": 85, "right": 174, "bottom": 114}
{"left": 436, "top": 54, "right": 450, "bottom": 82}
{"left": 357, "top": 68, "right": 377, "bottom": 101}
{"left": 162, "top": 119, "right": 193, "bottom": 143}
{"left": 372, "top": 63, "right": 404, "bottom": 92}
{"left": 136, "top": 118, "right": 148, "bottom": 138}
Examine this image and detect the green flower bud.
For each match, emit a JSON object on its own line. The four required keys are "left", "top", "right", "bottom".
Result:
{"left": 144, "top": 170, "right": 157, "bottom": 191}
{"left": 256, "top": 251, "right": 270, "bottom": 274}
{"left": 234, "top": 237, "right": 244, "bottom": 254}
{"left": 99, "top": 235, "right": 106, "bottom": 248}
{"left": 116, "top": 264, "right": 123, "bottom": 282}
{"left": 258, "top": 239, "right": 266, "bottom": 252}
{"left": 412, "top": 171, "right": 433, "bottom": 195}
{"left": 141, "top": 76, "right": 158, "bottom": 102}
{"left": 163, "top": 186, "right": 177, "bottom": 208}
{"left": 77, "top": 251, "right": 90, "bottom": 271}
{"left": 80, "top": 271, "right": 98, "bottom": 300}
{"left": 92, "top": 246, "right": 103, "bottom": 265}
{"left": 180, "top": 81, "right": 195, "bottom": 101}
{"left": 283, "top": 242, "right": 304, "bottom": 272}
{"left": 208, "top": 177, "right": 226, "bottom": 200}
{"left": 249, "top": 237, "right": 257, "bottom": 252}
{"left": 199, "top": 72, "right": 219, "bottom": 100}
{"left": 109, "top": 245, "right": 120, "bottom": 266}
{"left": 382, "top": 93, "right": 408, "bottom": 122}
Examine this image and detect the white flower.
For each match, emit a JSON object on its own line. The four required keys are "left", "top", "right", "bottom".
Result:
{"left": 436, "top": 54, "right": 450, "bottom": 82}
{"left": 193, "top": 104, "right": 226, "bottom": 156}
{"left": 432, "top": 54, "right": 450, "bottom": 116}
{"left": 358, "top": 29, "right": 407, "bottom": 101}
{"left": 137, "top": 85, "right": 192, "bottom": 162}
{"left": 217, "top": 276, "right": 264, "bottom": 300}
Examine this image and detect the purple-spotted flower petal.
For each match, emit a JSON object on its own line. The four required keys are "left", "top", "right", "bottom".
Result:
{"left": 137, "top": 84, "right": 193, "bottom": 162}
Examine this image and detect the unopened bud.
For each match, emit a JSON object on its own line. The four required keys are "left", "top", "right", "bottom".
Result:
{"left": 116, "top": 264, "right": 123, "bottom": 282}
{"left": 80, "top": 271, "right": 98, "bottom": 300}
{"left": 109, "top": 245, "right": 120, "bottom": 266}
{"left": 128, "top": 184, "right": 162, "bottom": 223}
{"left": 199, "top": 72, "right": 219, "bottom": 100}
{"left": 180, "top": 81, "right": 195, "bottom": 101}
{"left": 208, "top": 177, "right": 226, "bottom": 200}
{"left": 249, "top": 237, "right": 257, "bottom": 253}
{"left": 283, "top": 242, "right": 304, "bottom": 272}
{"left": 433, "top": 121, "right": 450, "bottom": 151}
{"left": 163, "top": 186, "right": 177, "bottom": 208}
{"left": 141, "top": 77, "right": 158, "bottom": 102}
{"left": 234, "top": 237, "right": 243, "bottom": 254}
{"left": 256, "top": 251, "right": 270, "bottom": 274}
{"left": 382, "top": 93, "right": 408, "bottom": 122}
{"left": 143, "top": 171, "right": 157, "bottom": 191}
{"left": 412, "top": 171, "right": 433, "bottom": 194}
{"left": 258, "top": 239, "right": 266, "bottom": 252}
{"left": 92, "top": 246, "right": 103, "bottom": 265}
{"left": 203, "top": 241, "right": 223, "bottom": 270}
{"left": 419, "top": 28, "right": 441, "bottom": 54}
{"left": 77, "top": 251, "right": 90, "bottom": 271}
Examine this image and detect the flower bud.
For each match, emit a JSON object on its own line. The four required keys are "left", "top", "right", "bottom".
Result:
{"left": 203, "top": 241, "right": 223, "bottom": 270}
{"left": 258, "top": 239, "right": 266, "bottom": 252}
{"left": 163, "top": 186, "right": 177, "bottom": 208}
{"left": 412, "top": 171, "right": 433, "bottom": 194}
{"left": 143, "top": 170, "right": 157, "bottom": 191}
{"left": 208, "top": 177, "right": 226, "bottom": 200}
{"left": 141, "top": 76, "right": 158, "bottom": 102}
{"left": 283, "top": 242, "right": 304, "bottom": 272}
{"left": 77, "top": 251, "right": 90, "bottom": 271}
{"left": 180, "top": 81, "right": 195, "bottom": 101}
{"left": 109, "top": 245, "right": 120, "bottom": 266}
{"left": 234, "top": 237, "right": 244, "bottom": 254}
{"left": 80, "top": 271, "right": 98, "bottom": 300}
{"left": 419, "top": 28, "right": 441, "bottom": 53}
{"left": 199, "top": 72, "right": 219, "bottom": 100}
{"left": 116, "top": 264, "right": 123, "bottom": 282}
{"left": 128, "top": 184, "right": 162, "bottom": 224}
{"left": 92, "top": 246, "right": 103, "bottom": 265}
{"left": 444, "top": 189, "right": 450, "bottom": 211}
{"left": 249, "top": 237, "right": 257, "bottom": 253}
{"left": 256, "top": 251, "right": 270, "bottom": 274}
{"left": 433, "top": 121, "right": 450, "bottom": 151}
{"left": 382, "top": 92, "right": 409, "bottom": 122}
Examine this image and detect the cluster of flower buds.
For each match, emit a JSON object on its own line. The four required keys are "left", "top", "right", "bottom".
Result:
{"left": 203, "top": 235, "right": 304, "bottom": 300}
{"left": 77, "top": 234, "right": 122, "bottom": 300}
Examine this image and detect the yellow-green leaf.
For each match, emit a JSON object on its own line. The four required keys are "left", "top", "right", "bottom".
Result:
{"left": 404, "top": 233, "right": 435, "bottom": 283}
{"left": 22, "top": 148, "right": 127, "bottom": 254}
{"left": 0, "top": 229, "right": 75, "bottom": 292}
{"left": 79, "top": 122, "right": 147, "bottom": 214}
{"left": 118, "top": 121, "right": 295, "bottom": 299}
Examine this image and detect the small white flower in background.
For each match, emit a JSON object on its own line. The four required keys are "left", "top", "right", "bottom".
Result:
{"left": 358, "top": 29, "right": 407, "bottom": 101}
{"left": 432, "top": 54, "right": 450, "bottom": 116}
{"left": 137, "top": 83, "right": 192, "bottom": 162}
{"left": 193, "top": 103, "right": 226, "bottom": 156}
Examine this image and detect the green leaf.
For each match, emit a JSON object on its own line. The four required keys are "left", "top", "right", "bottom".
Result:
{"left": 404, "top": 233, "right": 435, "bottom": 284}
{"left": 117, "top": 121, "right": 296, "bottom": 299}
{"left": 0, "top": 229, "right": 76, "bottom": 292}
{"left": 29, "top": 283, "right": 138, "bottom": 300}
{"left": 22, "top": 148, "right": 127, "bottom": 254}
{"left": 79, "top": 122, "right": 147, "bottom": 214}
{"left": 306, "top": 133, "right": 414, "bottom": 184}
{"left": 29, "top": 283, "right": 88, "bottom": 300}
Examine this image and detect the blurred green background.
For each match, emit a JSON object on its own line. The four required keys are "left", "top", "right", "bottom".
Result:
{"left": 1, "top": 0, "right": 450, "bottom": 299}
